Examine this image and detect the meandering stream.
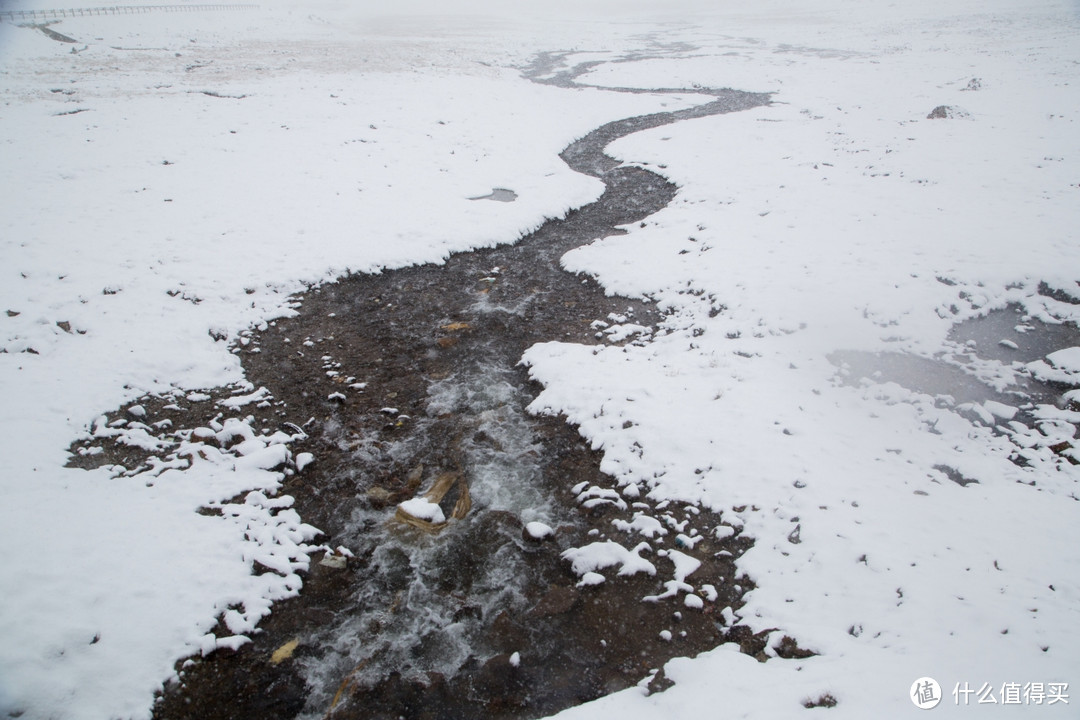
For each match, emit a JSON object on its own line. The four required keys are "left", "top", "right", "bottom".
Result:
{"left": 77, "top": 49, "right": 776, "bottom": 719}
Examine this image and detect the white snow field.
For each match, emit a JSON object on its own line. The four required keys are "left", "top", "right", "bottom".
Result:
{"left": 1, "top": 0, "right": 1078, "bottom": 718}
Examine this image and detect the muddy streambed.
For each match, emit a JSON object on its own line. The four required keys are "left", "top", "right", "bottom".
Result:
{"left": 66, "top": 57, "right": 786, "bottom": 719}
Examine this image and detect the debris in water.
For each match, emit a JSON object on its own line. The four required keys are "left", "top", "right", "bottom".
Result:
{"left": 392, "top": 471, "right": 471, "bottom": 533}
{"left": 270, "top": 639, "right": 299, "bottom": 665}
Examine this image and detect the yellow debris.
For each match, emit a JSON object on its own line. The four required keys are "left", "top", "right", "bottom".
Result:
{"left": 270, "top": 638, "right": 299, "bottom": 665}
{"left": 392, "top": 471, "right": 471, "bottom": 534}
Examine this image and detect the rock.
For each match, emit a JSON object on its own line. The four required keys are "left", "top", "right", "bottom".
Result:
{"left": 927, "top": 105, "right": 969, "bottom": 119}
{"left": 452, "top": 604, "right": 482, "bottom": 624}
{"left": 366, "top": 486, "right": 393, "bottom": 508}
{"left": 404, "top": 464, "right": 424, "bottom": 493}
{"left": 528, "top": 585, "right": 578, "bottom": 618}
{"left": 787, "top": 524, "right": 802, "bottom": 544}
{"left": 486, "top": 610, "right": 527, "bottom": 651}
{"left": 774, "top": 634, "right": 817, "bottom": 659}
{"left": 646, "top": 667, "right": 675, "bottom": 695}
{"left": 472, "top": 653, "right": 525, "bottom": 711}
{"left": 319, "top": 552, "right": 348, "bottom": 570}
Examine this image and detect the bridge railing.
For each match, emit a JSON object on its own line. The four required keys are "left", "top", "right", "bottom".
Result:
{"left": 0, "top": 5, "right": 258, "bottom": 23}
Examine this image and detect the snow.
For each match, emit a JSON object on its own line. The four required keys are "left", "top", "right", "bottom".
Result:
{"left": 665, "top": 549, "right": 701, "bottom": 585}
{"left": 612, "top": 512, "right": 666, "bottom": 538}
{"left": 577, "top": 572, "right": 607, "bottom": 588}
{"left": 1047, "top": 346, "right": 1080, "bottom": 373}
{"left": 562, "top": 540, "right": 657, "bottom": 578}
{"left": 2, "top": 0, "right": 1079, "bottom": 718}
{"left": 295, "top": 452, "right": 315, "bottom": 472}
{"left": 525, "top": 520, "right": 555, "bottom": 540}
{"left": 983, "top": 400, "right": 1018, "bottom": 421}
{"left": 398, "top": 497, "right": 447, "bottom": 524}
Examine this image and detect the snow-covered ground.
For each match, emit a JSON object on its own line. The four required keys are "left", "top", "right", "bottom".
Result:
{"left": 2, "top": 0, "right": 1078, "bottom": 717}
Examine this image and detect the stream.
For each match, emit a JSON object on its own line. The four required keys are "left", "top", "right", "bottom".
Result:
{"left": 70, "top": 45, "right": 1080, "bottom": 720}
{"left": 74, "top": 49, "right": 780, "bottom": 719}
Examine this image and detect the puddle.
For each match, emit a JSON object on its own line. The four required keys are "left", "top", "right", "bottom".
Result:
{"left": 833, "top": 306, "right": 1080, "bottom": 407}
{"left": 469, "top": 188, "right": 518, "bottom": 202}
{"left": 831, "top": 305, "right": 1080, "bottom": 474}
{"left": 829, "top": 349, "right": 1034, "bottom": 407}
{"left": 948, "top": 301, "right": 1080, "bottom": 366}
{"left": 70, "top": 49, "right": 782, "bottom": 720}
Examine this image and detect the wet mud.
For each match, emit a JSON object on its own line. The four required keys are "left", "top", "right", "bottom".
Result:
{"left": 69, "top": 54, "right": 783, "bottom": 719}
